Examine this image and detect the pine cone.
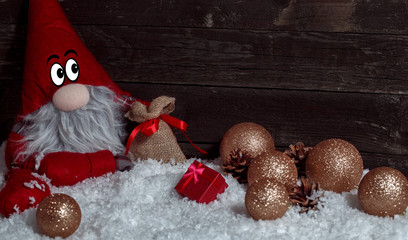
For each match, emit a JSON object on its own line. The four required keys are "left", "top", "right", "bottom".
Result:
{"left": 284, "top": 142, "right": 312, "bottom": 178}
{"left": 289, "top": 177, "right": 323, "bottom": 213}
{"left": 222, "top": 148, "right": 253, "bottom": 184}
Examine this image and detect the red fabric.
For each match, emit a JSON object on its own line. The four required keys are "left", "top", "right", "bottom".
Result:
{"left": 38, "top": 150, "right": 116, "bottom": 186}
{"left": 0, "top": 148, "right": 116, "bottom": 217}
{"left": 0, "top": 169, "right": 51, "bottom": 217}
{"left": 5, "top": 131, "right": 25, "bottom": 170}
{"left": 5, "top": 131, "right": 37, "bottom": 170}
{"left": 19, "top": 0, "right": 129, "bottom": 120}
{"left": 1, "top": 146, "right": 116, "bottom": 216}
{"left": 88, "top": 150, "right": 116, "bottom": 178}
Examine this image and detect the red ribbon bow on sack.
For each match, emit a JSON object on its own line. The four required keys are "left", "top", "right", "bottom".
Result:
{"left": 125, "top": 114, "right": 207, "bottom": 155}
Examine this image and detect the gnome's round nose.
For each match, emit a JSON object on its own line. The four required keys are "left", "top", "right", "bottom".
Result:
{"left": 52, "top": 84, "right": 90, "bottom": 112}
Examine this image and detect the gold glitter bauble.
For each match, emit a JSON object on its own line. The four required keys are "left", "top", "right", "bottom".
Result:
{"left": 305, "top": 139, "right": 363, "bottom": 193}
{"left": 36, "top": 193, "right": 81, "bottom": 238}
{"left": 247, "top": 150, "right": 298, "bottom": 191}
{"left": 358, "top": 167, "right": 408, "bottom": 217}
{"left": 245, "top": 178, "right": 289, "bottom": 220}
{"left": 220, "top": 122, "right": 274, "bottom": 165}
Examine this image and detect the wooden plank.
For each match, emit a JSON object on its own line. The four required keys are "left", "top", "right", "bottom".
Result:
{"left": 353, "top": 0, "right": 408, "bottom": 34}
{"left": 119, "top": 82, "right": 408, "bottom": 157}
{"left": 0, "top": 0, "right": 27, "bottom": 25}
{"left": 2, "top": 24, "right": 408, "bottom": 94}
{"left": 358, "top": 152, "right": 408, "bottom": 178}
{"left": 0, "top": 24, "right": 25, "bottom": 80}
{"left": 54, "top": 25, "right": 408, "bottom": 95}
{"left": 0, "top": 116, "right": 15, "bottom": 144}
{"left": 276, "top": 0, "right": 408, "bottom": 33}
{"left": 1, "top": 0, "right": 407, "bottom": 34}
{"left": 0, "top": 80, "right": 21, "bottom": 143}
{"left": 0, "top": 0, "right": 286, "bottom": 27}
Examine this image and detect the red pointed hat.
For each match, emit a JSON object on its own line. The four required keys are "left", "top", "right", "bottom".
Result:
{"left": 19, "top": 0, "right": 127, "bottom": 119}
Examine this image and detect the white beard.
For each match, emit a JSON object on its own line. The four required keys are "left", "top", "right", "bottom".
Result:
{"left": 17, "top": 85, "right": 126, "bottom": 168}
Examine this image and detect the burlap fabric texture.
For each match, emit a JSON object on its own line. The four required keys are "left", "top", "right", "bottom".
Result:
{"left": 125, "top": 96, "right": 187, "bottom": 164}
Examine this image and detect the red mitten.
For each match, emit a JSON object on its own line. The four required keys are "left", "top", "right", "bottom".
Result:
{"left": 38, "top": 150, "right": 116, "bottom": 186}
{"left": 0, "top": 169, "right": 51, "bottom": 217}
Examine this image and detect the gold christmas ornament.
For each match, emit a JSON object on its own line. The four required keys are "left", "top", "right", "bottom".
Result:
{"left": 245, "top": 178, "right": 289, "bottom": 220}
{"left": 36, "top": 193, "right": 81, "bottom": 238}
{"left": 305, "top": 139, "right": 363, "bottom": 193}
{"left": 247, "top": 150, "right": 298, "bottom": 191}
{"left": 358, "top": 167, "right": 408, "bottom": 217}
{"left": 220, "top": 122, "right": 275, "bottom": 183}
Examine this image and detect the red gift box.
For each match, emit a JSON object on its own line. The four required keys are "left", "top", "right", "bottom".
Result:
{"left": 175, "top": 160, "right": 228, "bottom": 203}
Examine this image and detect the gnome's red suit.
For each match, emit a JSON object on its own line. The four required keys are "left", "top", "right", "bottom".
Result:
{"left": 0, "top": 0, "right": 136, "bottom": 217}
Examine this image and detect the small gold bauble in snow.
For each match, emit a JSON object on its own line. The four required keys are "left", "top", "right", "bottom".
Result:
{"left": 245, "top": 178, "right": 289, "bottom": 220}
{"left": 36, "top": 193, "right": 81, "bottom": 238}
{"left": 358, "top": 167, "right": 408, "bottom": 217}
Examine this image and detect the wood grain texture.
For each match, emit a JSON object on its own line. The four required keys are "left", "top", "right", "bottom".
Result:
{"left": 277, "top": 0, "right": 408, "bottom": 33}
{"left": 83, "top": 25, "right": 408, "bottom": 94}
{"left": 0, "top": 80, "right": 21, "bottom": 146}
{"left": 0, "top": 24, "right": 25, "bottom": 80}
{"left": 121, "top": 83, "right": 408, "bottom": 157}
{"left": 1, "top": 0, "right": 407, "bottom": 33}
{"left": 2, "top": 24, "right": 408, "bottom": 95}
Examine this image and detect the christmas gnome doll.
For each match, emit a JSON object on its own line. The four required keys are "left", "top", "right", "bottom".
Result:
{"left": 0, "top": 0, "right": 149, "bottom": 217}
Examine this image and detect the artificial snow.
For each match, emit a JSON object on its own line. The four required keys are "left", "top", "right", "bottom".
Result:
{"left": 0, "top": 142, "right": 407, "bottom": 240}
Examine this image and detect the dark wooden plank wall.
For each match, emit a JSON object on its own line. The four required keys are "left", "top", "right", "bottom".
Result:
{"left": 1, "top": 0, "right": 408, "bottom": 176}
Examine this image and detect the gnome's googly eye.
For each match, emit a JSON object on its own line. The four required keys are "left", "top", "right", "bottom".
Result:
{"left": 65, "top": 58, "right": 79, "bottom": 81}
{"left": 50, "top": 63, "right": 65, "bottom": 86}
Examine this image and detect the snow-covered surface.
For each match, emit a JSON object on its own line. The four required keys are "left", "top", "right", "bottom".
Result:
{"left": 0, "top": 142, "right": 407, "bottom": 240}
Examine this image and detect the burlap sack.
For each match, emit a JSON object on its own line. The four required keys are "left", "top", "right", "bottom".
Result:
{"left": 125, "top": 96, "right": 186, "bottom": 164}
